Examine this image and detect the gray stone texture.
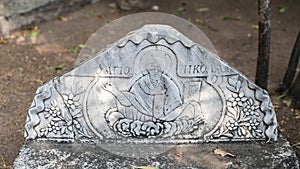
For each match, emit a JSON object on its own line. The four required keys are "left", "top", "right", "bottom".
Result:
{"left": 14, "top": 135, "right": 299, "bottom": 169}
{"left": 0, "top": 0, "right": 94, "bottom": 37}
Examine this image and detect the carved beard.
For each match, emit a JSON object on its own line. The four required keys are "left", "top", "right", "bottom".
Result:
{"left": 150, "top": 78, "right": 161, "bottom": 88}
{"left": 149, "top": 72, "right": 162, "bottom": 80}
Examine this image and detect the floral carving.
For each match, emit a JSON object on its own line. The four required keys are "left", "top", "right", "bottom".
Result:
{"left": 40, "top": 92, "right": 90, "bottom": 139}
{"left": 246, "top": 118, "right": 260, "bottom": 131}
{"left": 44, "top": 100, "right": 61, "bottom": 118}
{"left": 226, "top": 119, "right": 239, "bottom": 131}
{"left": 227, "top": 92, "right": 247, "bottom": 107}
{"left": 242, "top": 98, "right": 260, "bottom": 117}
{"left": 213, "top": 77, "right": 263, "bottom": 139}
{"left": 62, "top": 93, "right": 80, "bottom": 111}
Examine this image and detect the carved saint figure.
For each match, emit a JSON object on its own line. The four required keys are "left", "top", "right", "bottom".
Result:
{"left": 101, "top": 51, "right": 204, "bottom": 137}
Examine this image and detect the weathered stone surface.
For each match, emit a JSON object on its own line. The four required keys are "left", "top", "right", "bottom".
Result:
{"left": 14, "top": 135, "right": 299, "bottom": 169}
{"left": 23, "top": 24, "right": 277, "bottom": 143}
{"left": 13, "top": 24, "right": 299, "bottom": 168}
{"left": 0, "top": 0, "right": 94, "bottom": 36}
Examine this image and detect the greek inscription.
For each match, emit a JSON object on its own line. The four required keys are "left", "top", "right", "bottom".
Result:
{"left": 184, "top": 64, "right": 207, "bottom": 74}
{"left": 98, "top": 64, "right": 132, "bottom": 76}
{"left": 210, "top": 65, "right": 231, "bottom": 74}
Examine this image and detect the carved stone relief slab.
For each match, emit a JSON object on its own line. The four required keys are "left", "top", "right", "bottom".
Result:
{"left": 24, "top": 24, "right": 278, "bottom": 143}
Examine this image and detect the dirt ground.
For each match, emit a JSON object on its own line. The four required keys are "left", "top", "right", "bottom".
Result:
{"left": 0, "top": 0, "right": 300, "bottom": 168}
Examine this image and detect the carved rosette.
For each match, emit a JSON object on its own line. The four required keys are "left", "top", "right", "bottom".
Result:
{"left": 24, "top": 24, "right": 278, "bottom": 143}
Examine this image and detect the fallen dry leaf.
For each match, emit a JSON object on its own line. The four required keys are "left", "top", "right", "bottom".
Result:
{"left": 196, "top": 7, "right": 209, "bottom": 12}
{"left": 57, "top": 16, "right": 68, "bottom": 21}
{"left": 175, "top": 153, "right": 184, "bottom": 157}
{"left": 213, "top": 148, "right": 236, "bottom": 157}
{"left": 97, "top": 14, "right": 105, "bottom": 19}
{"left": 0, "top": 37, "right": 8, "bottom": 44}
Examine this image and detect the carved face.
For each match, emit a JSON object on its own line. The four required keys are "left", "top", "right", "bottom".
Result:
{"left": 147, "top": 62, "right": 163, "bottom": 80}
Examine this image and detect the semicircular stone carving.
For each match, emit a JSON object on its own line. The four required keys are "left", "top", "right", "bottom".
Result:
{"left": 24, "top": 24, "right": 278, "bottom": 143}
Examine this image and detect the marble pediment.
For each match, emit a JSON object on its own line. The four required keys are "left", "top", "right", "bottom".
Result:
{"left": 24, "top": 24, "right": 278, "bottom": 143}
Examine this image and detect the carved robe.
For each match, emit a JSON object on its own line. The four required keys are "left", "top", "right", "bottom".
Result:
{"left": 119, "top": 74, "right": 182, "bottom": 121}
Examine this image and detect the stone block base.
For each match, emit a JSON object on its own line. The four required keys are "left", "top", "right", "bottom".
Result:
{"left": 14, "top": 135, "right": 299, "bottom": 169}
